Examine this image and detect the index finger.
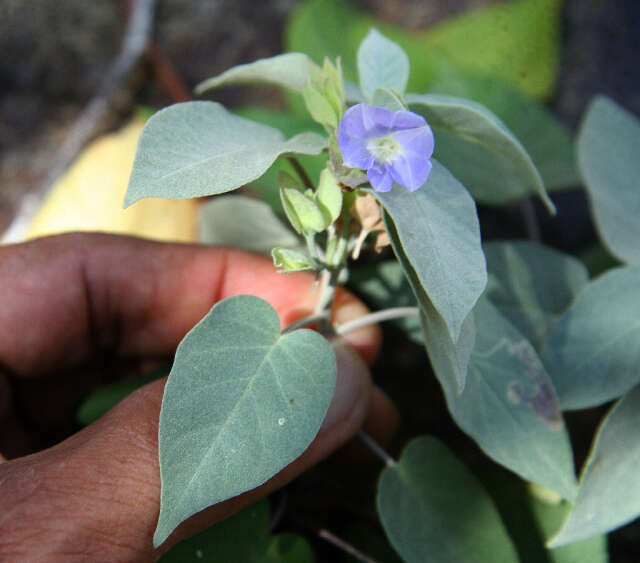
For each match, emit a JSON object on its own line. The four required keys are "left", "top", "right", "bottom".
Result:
{"left": 0, "top": 233, "right": 380, "bottom": 377}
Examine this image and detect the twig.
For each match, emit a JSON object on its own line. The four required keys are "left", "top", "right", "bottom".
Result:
{"left": 318, "top": 529, "right": 379, "bottom": 563}
{"left": 1, "top": 0, "right": 156, "bottom": 243}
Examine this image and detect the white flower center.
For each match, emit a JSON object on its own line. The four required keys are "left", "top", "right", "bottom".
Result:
{"left": 367, "top": 136, "right": 401, "bottom": 163}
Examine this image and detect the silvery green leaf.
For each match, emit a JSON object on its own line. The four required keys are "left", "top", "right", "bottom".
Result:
{"left": 549, "top": 385, "right": 640, "bottom": 547}
{"left": 154, "top": 295, "right": 336, "bottom": 546}
{"left": 542, "top": 266, "right": 640, "bottom": 410}
{"left": 407, "top": 93, "right": 555, "bottom": 213}
{"left": 377, "top": 436, "right": 519, "bottom": 563}
{"left": 578, "top": 96, "right": 640, "bottom": 264}
{"left": 357, "top": 28, "right": 409, "bottom": 102}
{"left": 195, "top": 53, "right": 313, "bottom": 95}
{"left": 125, "top": 102, "right": 326, "bottom": 206}
{"left": 376, "top": 160, "right": 486, "bottom": 344}
{"left": 199, "top": 196, "right": 300, "bottom": 254}
{"left": 383, "top": 215, "right": 476, "bottom": 393}
{"left": 426, "top": 67, "right": 579, "bottom": 195}
{"left": 484, "top": 241, "right": 589, "bottom": 351}
{"left": 385, "top": 195, "right": 575, "bottom": 498}
{"left": 371, "top": 88, "right": 406, "bottom": 112}
{"left": 344, "top": 80, "right": 364, "bottom": 103}
{"left": 431, "top": 297, "right": 576, "bottom": 500}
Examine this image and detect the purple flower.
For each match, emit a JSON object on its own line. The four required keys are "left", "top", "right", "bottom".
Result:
{"left": 338, "top": 104, "right": 434, "bottom": 192}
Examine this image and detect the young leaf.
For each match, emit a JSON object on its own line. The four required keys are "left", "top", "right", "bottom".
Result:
{"left": 549, "top": 385, "right": 640, "bottom": 547}
{"left": 375, "top": 160, "right": 487, "bottom": 343}
{"left": 542, "top": 266, "right": 640, "bottom": 411}
{"left": 484, "top": 241, "right": 590, "bottom": 351}
{"left": 154, "top": 295, "right": 336, "bottom": 546}
{"left": 280, "top": 187, "right": 326, "bottom": 233}
{"left": 407, "top": 93, "right": 555, "bottom": 212}
{"left": 357, "top": 28, "right": 409, "bottom": 102}
{"left": 303, "top": 82, "right": 339, "bottom": 128}
{"left": 272, "top": 248, "right": 315, "bottom": 273}
{"left": 194, "top": 53, "right": 313, "bottom": 95}
{"left": 314, "top": 168, "right": 342, "bottom": 224}
{"left": 125, "top": 102, "right": 326, "bottom": 206}
{"left": 377, "top": 436, "right": 519, "bottom": 563}
{"left": 578, "top": 96, "right": 640, "bottom": 265}
{"left": 199, "top": 196, "right": 300, "bottom": 254}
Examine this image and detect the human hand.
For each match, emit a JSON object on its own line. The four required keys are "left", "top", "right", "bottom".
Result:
{"left": 0, "top": 233, "right": 395, "bottom": 561}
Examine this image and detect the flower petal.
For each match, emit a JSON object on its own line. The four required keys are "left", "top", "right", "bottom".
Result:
{"left": 367, "top": 164, "right": 393, "bottom": 192}
{"left": 361, "top": 104, "right": 395, "bottom": 134}
{"left": 389, "top": 154, "right": 433, "bottom": 191}
{"left": 391, "top": 126, "right": 435, "bottom": 160}
{"left": 391, "top": 110, "right": 427, "bottom": 130}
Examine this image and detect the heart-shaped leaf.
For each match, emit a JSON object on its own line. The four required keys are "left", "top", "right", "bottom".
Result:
{"left": 154, "top": 295, "right": 336, "bottom": 546}
{"left": 377, "top": 436, "right": 519, "bottom": 563}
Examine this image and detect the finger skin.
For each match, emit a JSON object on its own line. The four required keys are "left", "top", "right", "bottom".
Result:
{"left": 0, "top": 234, "right": 391, "bottom": 561}
{"left": 0, "top": 233, "right": 380, "bottom": 377}
{"left": 0, "top": 342, "right": 374, "bottom": 561}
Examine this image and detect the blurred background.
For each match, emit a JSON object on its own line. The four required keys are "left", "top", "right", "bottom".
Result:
{"left": 0, "top": 0, "right": 638, "bottom": 242}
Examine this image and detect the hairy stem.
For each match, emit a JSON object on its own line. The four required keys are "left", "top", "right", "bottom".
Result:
{"left": 358, "top": 430, "right": 396, "bottom": 467}
{"left": 335, "top": 307, "right": 419, "bottom": 336}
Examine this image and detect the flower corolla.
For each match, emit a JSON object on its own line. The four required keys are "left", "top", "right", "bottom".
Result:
{"left": 338, "top": 104, "right": 434, "bottom": 192}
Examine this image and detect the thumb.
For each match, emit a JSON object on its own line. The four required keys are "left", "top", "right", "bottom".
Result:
{"left": 0, "top": 340, "right": 373, "bottom": 562}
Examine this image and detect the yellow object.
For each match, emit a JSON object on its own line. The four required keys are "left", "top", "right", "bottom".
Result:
{"left": 27, "top": 120, "right": 198, "bottom": 242}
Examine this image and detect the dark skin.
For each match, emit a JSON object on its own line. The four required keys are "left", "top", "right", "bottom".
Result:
{"left": 0, "top": 233, "right": 396, "bottom": 562}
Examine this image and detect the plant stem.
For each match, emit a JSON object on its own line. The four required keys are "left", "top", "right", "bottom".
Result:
{"left": 305, "top": 233, "right": 319, "bottom": 262}
{"left": 358, "top": 430, "right": 396, "bottom": 467}
{"left": 318, "top": 529, "right": 380, "bottom": 563}
{"left": 282, "top": 313, "right": 330, "bottom": 334}
{"left": 286, "top": 156, "right": 314, "bottom": 190}
{"left": 335, "top": 307, "right": 419, "bottom": 336}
